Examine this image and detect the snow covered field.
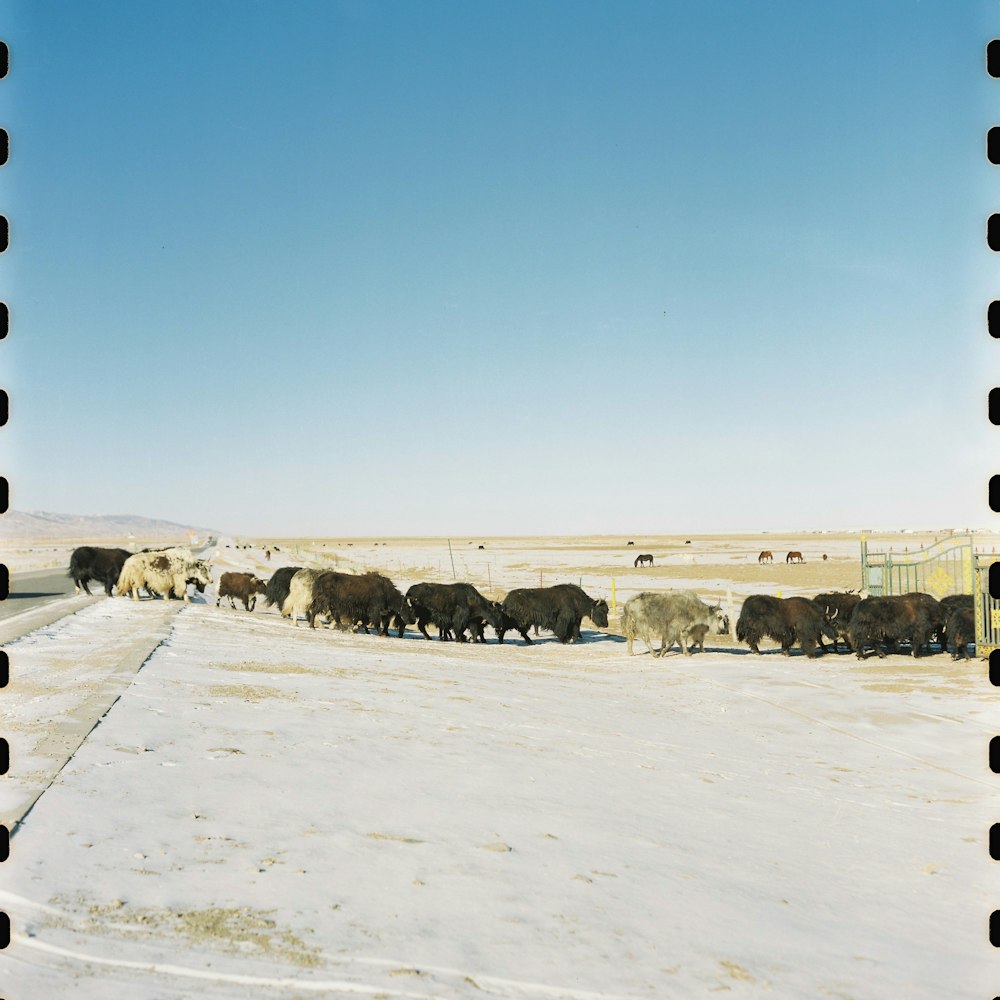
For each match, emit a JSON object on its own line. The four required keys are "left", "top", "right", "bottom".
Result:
{"left": 1, "top": 535, "right": 997, "bottom": 998}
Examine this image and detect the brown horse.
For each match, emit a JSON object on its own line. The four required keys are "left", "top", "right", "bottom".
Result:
{"left": 758, "top": 550, "right": 773, "bottom": 564}
{"left": 786, "top": 551, "right": 804, "bottom": 564}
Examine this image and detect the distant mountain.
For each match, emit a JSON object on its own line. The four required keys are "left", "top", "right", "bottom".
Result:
{"left": 0, "top": 510, "right": 220, "bottom": 541}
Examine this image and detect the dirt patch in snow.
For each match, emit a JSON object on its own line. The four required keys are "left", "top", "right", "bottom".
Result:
{"left": 71, "top": 900, "right": 321, "bottom": 967}
{"left": 211, "top": 660, "right": 324, "bottom": 676}
{"left": 206, "top": 684, "right": 290, "bottom": 702}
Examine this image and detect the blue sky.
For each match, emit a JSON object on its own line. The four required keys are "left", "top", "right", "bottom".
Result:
{"left": 2, "top": 1, "right": 996, "bottom": 535}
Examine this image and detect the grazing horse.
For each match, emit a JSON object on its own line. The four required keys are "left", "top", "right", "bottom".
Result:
{"left": 634, "top": 554, "right": 654, "bottom": 568}
{"left": 786, "top": 551, "right": 804, "bottom": 564}
{"left": 758, "top": 550, "right": 773, "bottom": 564}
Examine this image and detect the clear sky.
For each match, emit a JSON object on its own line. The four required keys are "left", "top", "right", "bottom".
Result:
{"left": 2, "top": 1, "right": 996, "bottom": 536}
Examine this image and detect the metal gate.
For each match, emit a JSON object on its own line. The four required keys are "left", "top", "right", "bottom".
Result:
{"left": 861, "top": 535, "right": 975, "bottom": 598}
{"left": 974, "top": 555, "right": 1000, "bottom": 657}
{"left": 861, "top": 535, "right": 998, "bottom": 657}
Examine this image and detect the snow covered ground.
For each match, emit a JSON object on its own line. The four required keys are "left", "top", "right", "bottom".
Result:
{"left": 1, "top": 560, "right": 996, "bottom": 998}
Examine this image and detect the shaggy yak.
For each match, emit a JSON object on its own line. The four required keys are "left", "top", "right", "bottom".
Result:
{"left": 282, "top": 568, "right": 325, "bottom": 625}
{"left": 216, "top": 571, "right": 267, "bottom": 612}
{"left": 68, "top": 546, "right": 132, "bottom": 596}
{"left": 498, "top": 584, "right": 609, "bottom": 644}
{"left": 308, "top": 571, "right": 413, "bottom": 636}
{"left": 735, "top": 595, "right": 836, "bottom": 658}
{"left": 937, "top": 594, "right": 974, "bottom": 655}
{"left": 263, "top": 566, "right": 304, "bottom": 613}
{"left": 943, "top": 604, "right": 975, "bottom": 660}
{"left": 405, "top": 582, "right": 503, "bottom": 642}
{"left": 622, "top": 590, "right": 729, "bottom": 657}
{"left": 812, "top": 591, "right": 863, "bottom": 652}
{"left": 847, "top": 592, "right": 944, "bottom": 659}
{"left": 116, "top": 549, "right": 212, "bottom": 602}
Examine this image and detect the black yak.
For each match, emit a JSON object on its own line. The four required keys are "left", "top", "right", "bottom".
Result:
{"left": 937, "top": 594, "right": 974, "bottom": 653}
{"left": 405, "top": 582, "right": 503, "bottom": 642}
{"left": 499, "top": 584, "right": 609, "bottom": 644}
{"left": 308, "top": 571, "right": 411, "bottom": 636}
{"left": 847, "top": 592, "right": 944, "bottom": 659}
{"left": 68, "top": 546, "right": 132, "bottom": 596}
{"left": 736, "top": 594, "right": 835, "bottom": 658}
{"left": 263, "top": 566, "right": 303, "bottom": 613}
{"left": 812, "top": 591, "right": 863, "bottom": 652}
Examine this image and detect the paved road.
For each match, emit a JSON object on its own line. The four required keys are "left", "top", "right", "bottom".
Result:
{"left": 0, "top": 567, "right": 81, "bottom": 620}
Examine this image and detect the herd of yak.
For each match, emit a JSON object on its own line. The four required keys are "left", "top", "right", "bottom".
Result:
{"left": 67, "top": 545, "right": 978, "bottom": 660}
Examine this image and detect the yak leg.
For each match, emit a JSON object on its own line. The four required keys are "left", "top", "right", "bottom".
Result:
{"left": 912, "top": 628, "right": 931, "bottom": 657}
{"left": 691, "top": 624, "right": 709, "bottom": 653}
{"left": 555, "top": 612, "right": 577, "bottom": 644}
{"left": 661, "top": 627, "right": 680, "bottom": 656}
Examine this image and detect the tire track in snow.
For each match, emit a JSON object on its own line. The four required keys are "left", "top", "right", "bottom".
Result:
{"left": 7, "top": 930, "right": 646, "bottom": 1000}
